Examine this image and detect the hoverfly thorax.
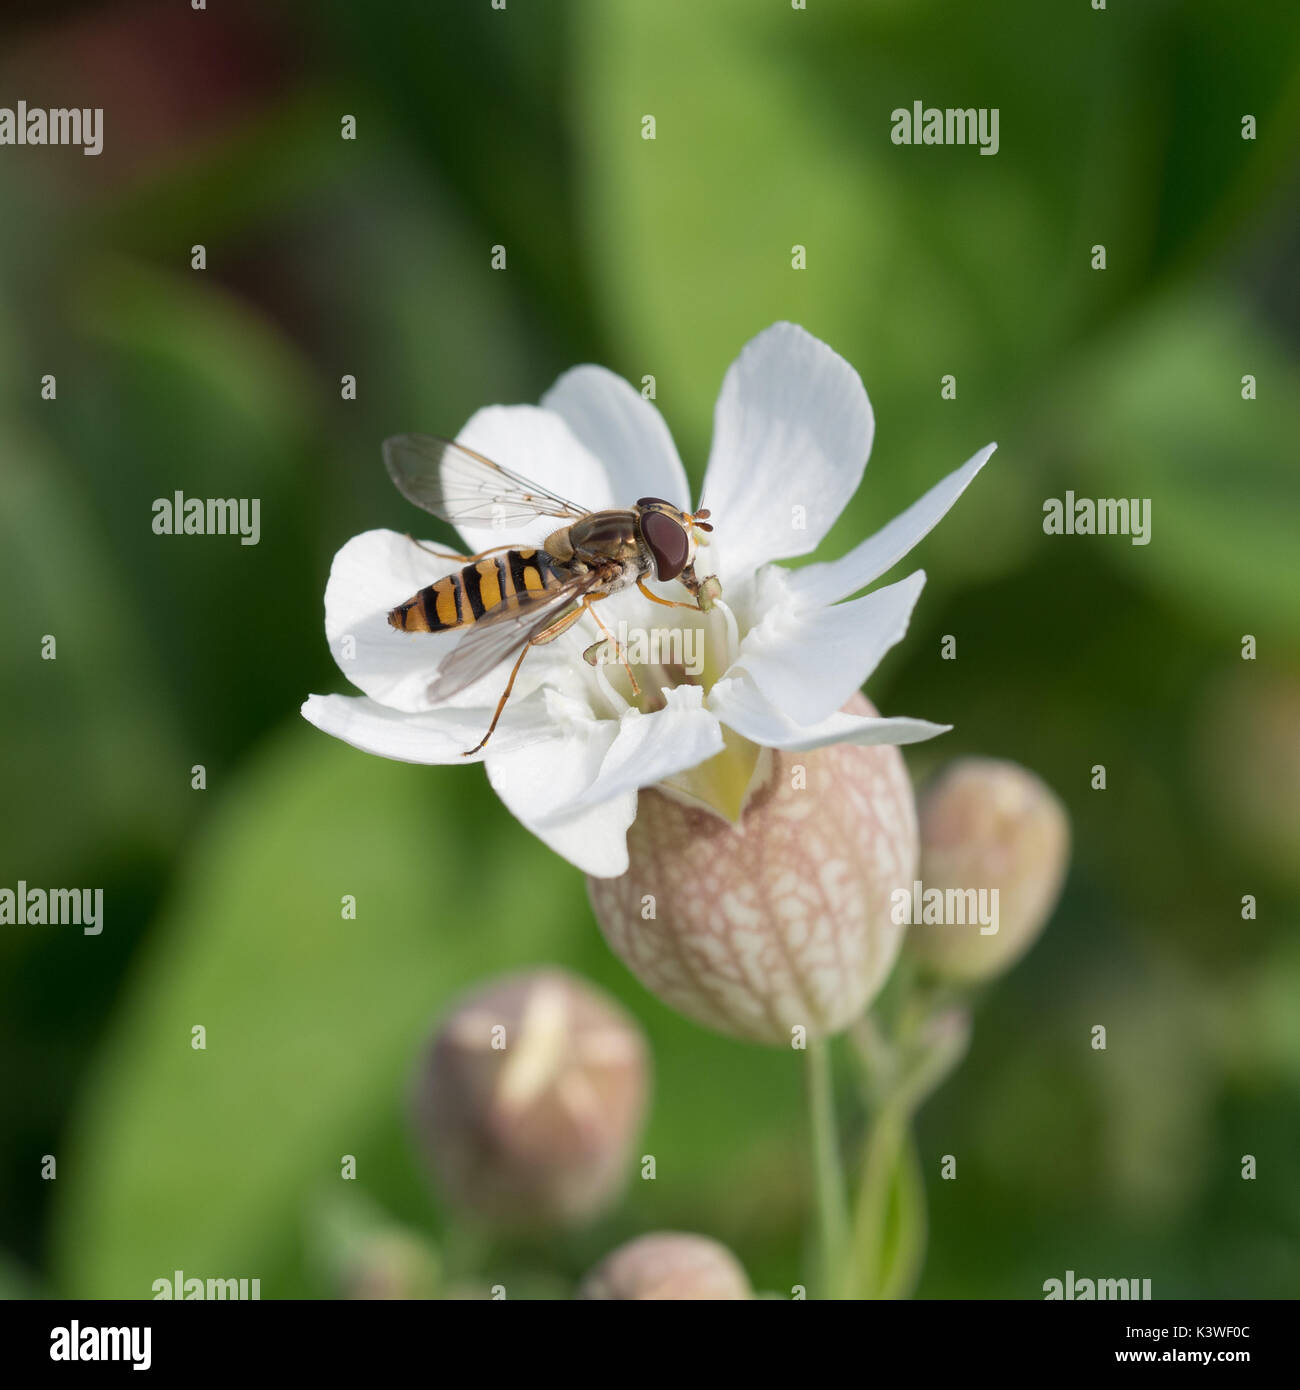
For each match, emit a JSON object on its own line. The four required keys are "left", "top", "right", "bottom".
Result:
{"left": 635, "top": 498, "right": 712, "bottom": 582}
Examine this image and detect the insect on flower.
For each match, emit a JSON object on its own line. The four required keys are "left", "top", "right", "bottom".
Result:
{"left": 381, "top": 435, "right": 718, "bottom": 754}
{"left": 303, "top": 322, "right": 998, "bottom": 878}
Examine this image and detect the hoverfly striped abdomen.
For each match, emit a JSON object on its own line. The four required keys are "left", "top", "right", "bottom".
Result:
{"left": 387, "top": 547, "right": 564, "bottom": 633}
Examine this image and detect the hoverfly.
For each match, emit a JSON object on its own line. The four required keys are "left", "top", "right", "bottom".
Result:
{"left": 382, "top": 434, "right": 717, "bottom": 755}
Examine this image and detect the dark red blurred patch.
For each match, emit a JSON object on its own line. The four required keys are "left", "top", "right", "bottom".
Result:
{"left": 0, "top": 0, "right": 301, "bottom": 186}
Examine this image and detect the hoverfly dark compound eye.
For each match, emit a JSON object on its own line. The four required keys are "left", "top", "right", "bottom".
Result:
{"left": 641, "top": 509, "right": 691, "bottom": 581}
{"left": 636, "top": 496, "right": 672, "bottom": 509}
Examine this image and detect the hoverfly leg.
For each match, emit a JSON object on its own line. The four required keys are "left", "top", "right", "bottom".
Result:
{"left": 405, "top": 533, "right": 463, "bottom": 560}
{"left": 460, "top": 606, "right": 585, "bottom": 756}
{"left": 581, "top": 595, "right": 641, "bottom": 699}
{"left": 406, "top": 534, "right": 517, "bottom": 564}
{"left": 635, "top": 577, "right": 700, "bottom": 612}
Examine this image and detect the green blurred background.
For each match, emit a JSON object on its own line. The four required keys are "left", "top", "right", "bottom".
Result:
{"left": 1, "top": 0, "right": 1297, "bottom": 1299}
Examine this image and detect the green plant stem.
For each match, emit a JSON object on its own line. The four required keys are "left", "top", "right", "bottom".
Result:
{"left": 848, "top": 1098, "right": 908, "bottom": 1299}
{"left": 842, "top": 985, "right": 970, "bottom": 1298}
{"left": 805, "top": 1036, "right": 850, "bottom": 1299}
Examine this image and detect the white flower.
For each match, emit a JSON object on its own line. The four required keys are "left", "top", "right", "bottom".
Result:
{"left": 302, "top": 323, "right": 995, "bottom": 878}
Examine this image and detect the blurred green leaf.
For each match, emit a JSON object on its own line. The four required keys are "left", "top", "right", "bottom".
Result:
{"left": 51, "top": 721, "right": 578, "bottom": 1297}
{"left": 573, "top": 0, "right": 1300, "bottom": 595}
{"left": 74, "top": 255, "right": 318, "bottom": 441}
{"left": 52, "top": 257, "right": 327, "bottom": 761}
{"left": 0, "top": 423, "right": 188, "bottom": 874}
{"left": 315, "top": 0, "right": 606, "bottom": 362}
{"left": 1069, "top": 295, "right": 1300, "bottom": 640}
{"left": 874, "top": 1132, "right": 927, "bottom": 1300}
{"left": 846, "top": 1107, "right": 926, "bottom": 1300}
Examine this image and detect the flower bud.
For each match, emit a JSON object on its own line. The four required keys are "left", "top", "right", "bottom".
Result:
{"left": 587, "top": 696, "right": 918, "bottom": 1046}
{"left": 904, "top": 758, "right": 1069, "bottom": 982}
{"left": 340, "top": 1231, "right": 441, "bottom": 1301}
{"left": 412, "top": 968, "right": 649, "bottom": 1229}
{"left": 312, "top": 1193, "right": 441, "bottom": 1300}
{"left": 578, "top": 1232, "right": 752, "bottom": 1300}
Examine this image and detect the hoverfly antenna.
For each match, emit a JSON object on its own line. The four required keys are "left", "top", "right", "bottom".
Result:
{"left": 690, "top": 508, "right": 713, "bottom": 532}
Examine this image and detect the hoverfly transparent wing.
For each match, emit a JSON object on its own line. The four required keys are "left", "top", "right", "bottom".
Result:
{"left": 382, "top": 434, "right": 592, "bottom": 527}
{"left": 425, "top": 569, "right": 602, "bottom": 703}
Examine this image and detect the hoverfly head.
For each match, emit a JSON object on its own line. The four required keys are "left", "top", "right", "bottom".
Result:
{"left": 636, "top": 497, "right": 704, "bottom": 581}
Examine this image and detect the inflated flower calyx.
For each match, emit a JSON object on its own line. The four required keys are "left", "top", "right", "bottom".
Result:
{"left": 588, "top": 695, "right": 919, "bottom": 1046}
{"left": 578, "top": 1232, "right": 753, "bottom": 1300}
{"left": 412, "top": 969, "right": 648, "bottom": 1228}
{"left": 904, "top": 758, "right": 1070, "bottom": 983}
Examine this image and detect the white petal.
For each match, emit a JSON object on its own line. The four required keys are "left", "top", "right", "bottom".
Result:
{"left": 710, "top": 675, "right": 950, "bottom": 751}
{"left": 484, "top": 714, "right": 636, "bottom": 876}
{"left": 514, "top": 796, "right": 637, "bottom": 878}
{"left": 542, "top": 366, "right": 691, "bottom": 510}
{"left": 700, "top": 323, "right": 873, "bottom": 578}
{"left": 302, "top": 690, "right": 558, "bottom": 766}
{"left": 452, "top": 405, "right": 617, "bottom": 557}
{"left": 321, "top": 528, "right": 574, "bottom": 713}
{"left": 539, "top": 684, "right": 726, "bottom": 821}
{"left": 730, "top": 570, "right": 927, "bottom": 727}
{"left": 788, "top": 443, "right": 997, "bottom": 610}
{"left": 324, "top": 528, "right": 461, "bottom": 712}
